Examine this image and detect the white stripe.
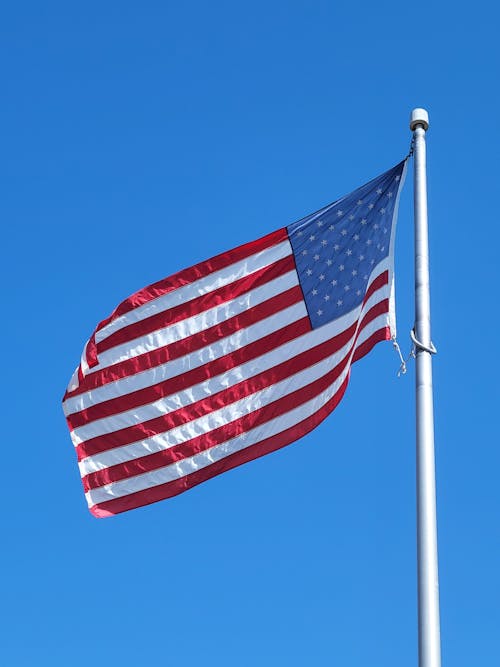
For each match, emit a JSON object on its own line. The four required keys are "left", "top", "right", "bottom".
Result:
{"left": 95, "top": 240, "right": 293, "bottom": 343}
{"left": 85, "top": 315, "right": 387, "bottom": 506}
{"left": 78, "top": 311, "right": 389, "bottom": 477}
{"left": 64, "top": 257, "right": 391, "bottom": 417}
{"left": 72, "top": 282, "right": 389, "bottom": 443}
{"left": 66, "top": 366, "right": 80, "bottom": 394}
{"left": 63, "top": 301, "right": 307, "bottom": 417}
{"left": 91, "top": 270, "right": 299, "bottom": 372}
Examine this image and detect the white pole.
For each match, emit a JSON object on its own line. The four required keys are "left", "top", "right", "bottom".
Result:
{"left": 410, "top": 108, "right": 442, "bottom": 667}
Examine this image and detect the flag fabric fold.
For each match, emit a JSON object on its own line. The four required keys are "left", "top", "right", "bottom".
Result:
{"left": 63, "top": 159, "right": 407, "bottom": 517}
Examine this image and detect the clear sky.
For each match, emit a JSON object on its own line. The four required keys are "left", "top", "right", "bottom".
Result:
{"left": 2, "top": 2, "right": 498, "bottom": 665}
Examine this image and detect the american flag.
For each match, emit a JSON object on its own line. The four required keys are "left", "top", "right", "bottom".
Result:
{"left": 63, "top": 160, "right": 407, "bottom": 517}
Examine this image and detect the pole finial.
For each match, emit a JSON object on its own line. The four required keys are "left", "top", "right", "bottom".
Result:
{"left": 410, "top": 108, "right": 429, "bottom": 131}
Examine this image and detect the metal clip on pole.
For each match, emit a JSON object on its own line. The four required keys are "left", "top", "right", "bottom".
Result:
{"left": 410, "top": 327, "right": 437, "bottom": 355}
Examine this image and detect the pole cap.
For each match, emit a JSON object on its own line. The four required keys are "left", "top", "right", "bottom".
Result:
{"left": 410, "top": 108, "right": 429, "bottom": 131}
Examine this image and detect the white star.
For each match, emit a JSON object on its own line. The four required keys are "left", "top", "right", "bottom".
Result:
{"left": 356, "top": 289, "right": 362, "bottom": 296}
{"left": 317, "top": 309, "right": 323, "bottom": 316}
{"left": 357, "top": 199, "right": 363, "bottom": 205}
{"left": 302, "top": 249, "right": 308, "bottom": 255}
{"left": 363, "top": 274, "right": 368, "bottom": 280}
{"left": 321, "top": 239, "right": 328, "bottom": 246}
{"left": 383, "top": 227, "right": 388, "bottom": 234}
{"left": 336, "top": 210, "right": 343, "bottom": 217}
{"left": 376, "top": 188, "right": 383, "bottom": 194}
{"left": 319, "top": 274, "right": 325, "bottom": 281}
{"left": 359, "top": 254, "right": 364, "bottom": 261}
{"left": 326, "top": 259, "right": 333, "bottom": 266}
{"left": 377, "top": 243, "right": 381, "bottom": 250}
{"left": 374, "top": 223, "right": 379, "bottom": 229}
{"left": 306, "top": 268, "right": 312, "bottom": 276}
{"left": 379, "top": 208, "right": 386, "bottom": 214}
{"left": 329, "top": 224, "right": 335, "bottom": 231}
{"left": 331, "top": 279, "right": 337, "bottom": 286}
{"left": 341, "top": 229, "right": 347, "bottom": 236}
{"left": 381, "top": 246, "right": 385, "bottom": 252}
{"left": 346, "top": 249, "right": 352, "bottom": 256}
{"left": 317, "top": 220, "right": 324, "bottom": 227}
{"left": 353, "top": 234, "right": 360, "bottom": 241}
{"left": 297, "top": 230, "right": 303, "bottom": 236}
{"left": 314, "top": 254, "right": 320, "bottom": 260}
{"left": 361, "top": 218, "right": 367, "bottom": 225}
{"left": 334, "top": 244, "right": 340, "bottom": 251}
{"left": 344, "top": 285, "right": 350, "bottom": 291}
{"left": 395, "top": 175, "right": 400, "bottom": 181}
{"left": 339, "top": 264, "right": 345, "bottom": 271}
{"left": 349, "top": 214, "right": 355, "bottom": 221}
{"left": 368, "top": 203, "right": 374, "bottom": 210}
{"left": 370, "top": 259, "right": 375, "bottom": 265}
{"left": 309, "top": 235, "right": 316, "bottom": 241}
{"left": 352, "top": 269, "right": 357, "bottom": 276}
{"left": 312, "top": 288, "right": 318, "bottom": 295}
{"left": 366, "top": 239, "right": 372, "bottom": 245}
{"left": 337, "top": 299, "right": 343, "bottom": 306}
{"left": 387, "top": 191, "right": 393, "bottom": 198}
{"left": 324, "top": 294, "right": 330, "bottom": 301}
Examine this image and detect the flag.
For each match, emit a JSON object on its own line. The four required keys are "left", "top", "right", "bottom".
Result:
{"left": 63, "top": 160, "right": 407, "bottom": 517}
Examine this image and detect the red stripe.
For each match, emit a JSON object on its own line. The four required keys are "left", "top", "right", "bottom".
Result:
{"left": 352, "top": 326, "right": 391, "bottom": 362}
{"left": 88, "top": 374, "right": 351, "bottom": 517}
{"left": 82, "top": 301, "right": 388, "bottom": 490}
{"left": 64, "top": 285, "right": 303, "bottom": 399}
{"left": 364, "top": 270, "right": 388, "bottom": 301}
{"left": 97, "top": 255, "right": 295, "bottom": 355}
{"left": 68, "top": 315, "right": 311, "bottom": 430}
{"left": 94, "top": 228, "right": 288, "bottom": 332}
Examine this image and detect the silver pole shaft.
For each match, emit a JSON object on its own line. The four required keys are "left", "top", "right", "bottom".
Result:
{"left": 410, "top": 108, "right": 442, "bottom": 667}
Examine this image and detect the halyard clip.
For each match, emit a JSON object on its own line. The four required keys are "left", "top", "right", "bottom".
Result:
{"left": 410, "top": 327, "right": 437, "bottom": 355}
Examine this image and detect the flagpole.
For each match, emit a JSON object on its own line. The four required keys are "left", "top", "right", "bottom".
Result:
{"left": 410, "top": 108, "right": 442, "bottom": 667}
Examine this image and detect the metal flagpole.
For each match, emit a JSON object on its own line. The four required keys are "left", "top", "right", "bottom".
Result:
{"left": 410, "top": 108, "right": 442, "bottom": 667}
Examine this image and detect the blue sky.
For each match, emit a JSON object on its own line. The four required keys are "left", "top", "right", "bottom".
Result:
{"left": 2, "top": 2, "right": 498, "bottom": 665}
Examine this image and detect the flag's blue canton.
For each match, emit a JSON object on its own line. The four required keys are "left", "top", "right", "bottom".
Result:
{"left": 287, "top": 161, "right": 405, "bottom": 329}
